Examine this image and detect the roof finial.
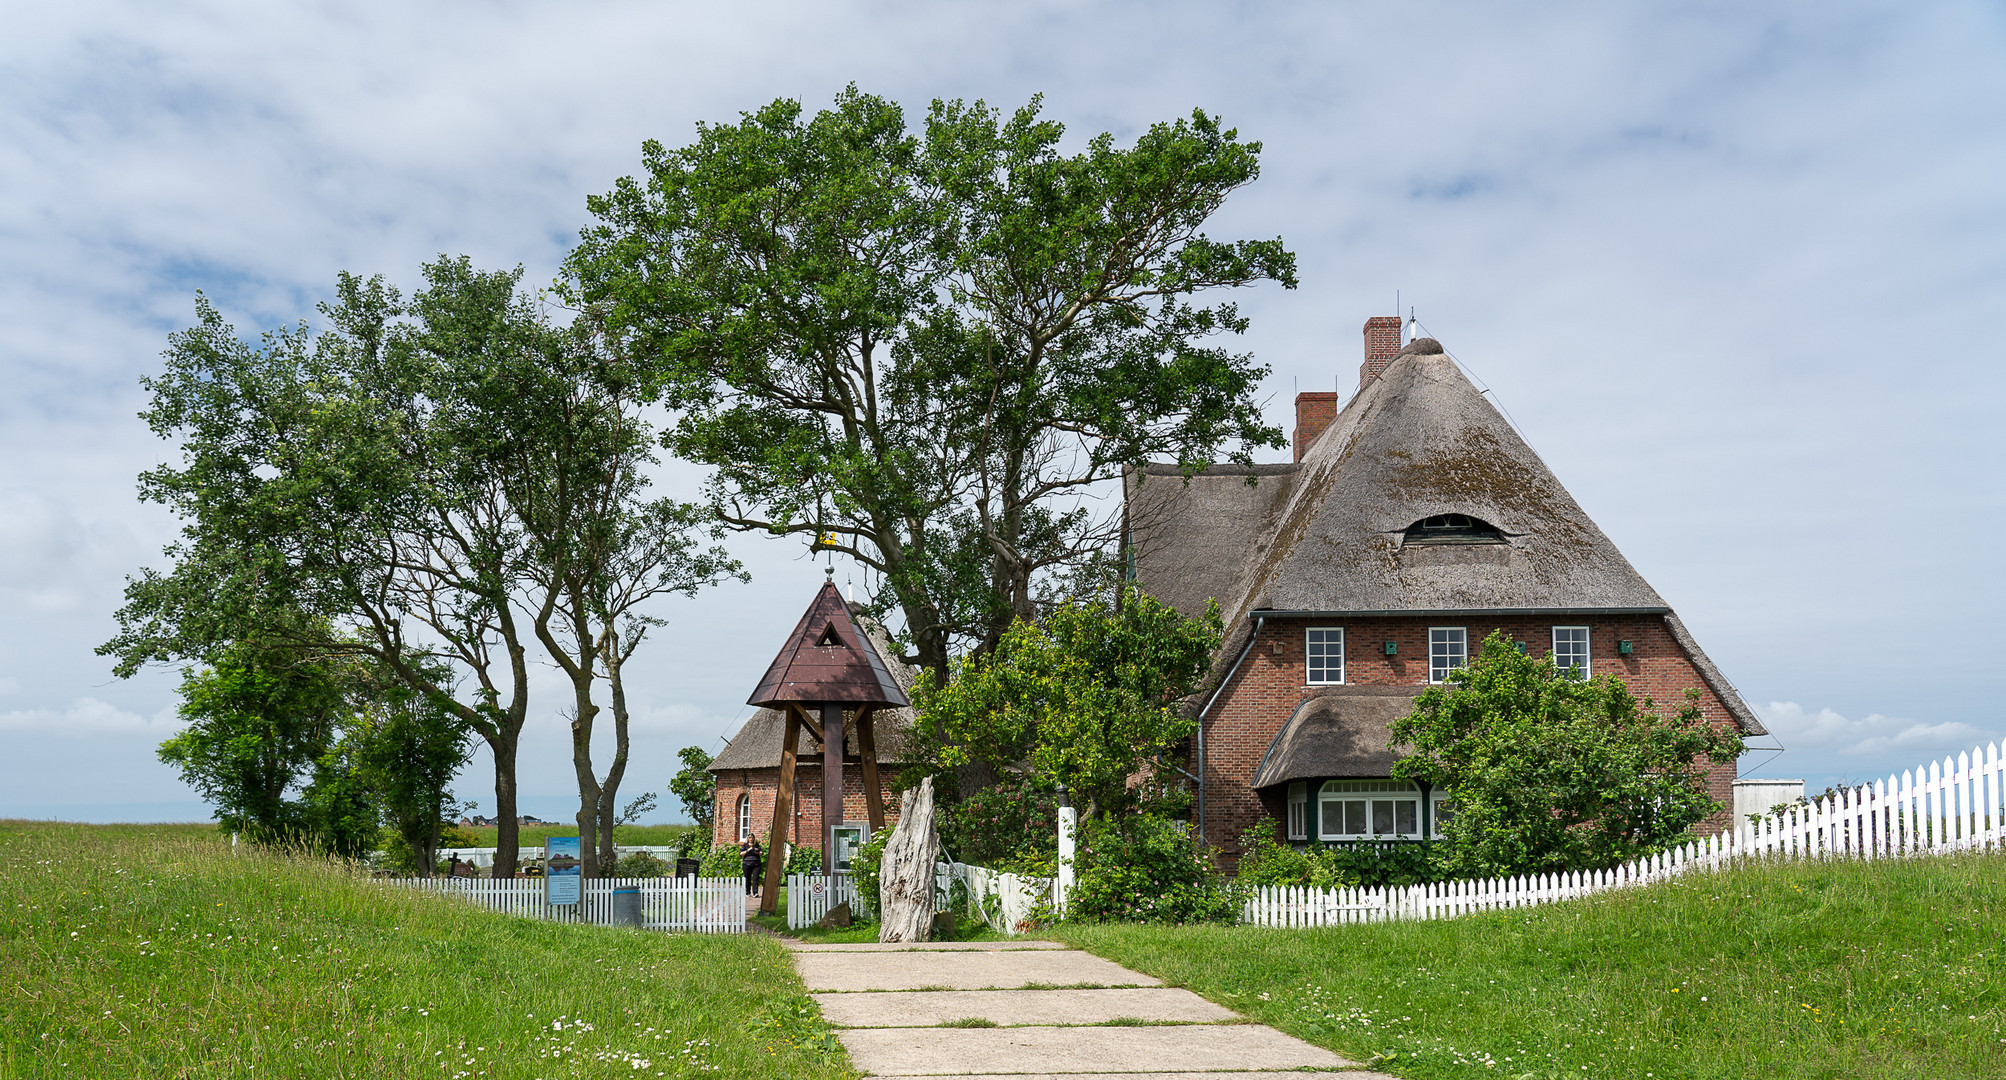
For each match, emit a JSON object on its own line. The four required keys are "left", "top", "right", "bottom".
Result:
{"left": 825, "top": 565, "right": 834, "bottom": 579}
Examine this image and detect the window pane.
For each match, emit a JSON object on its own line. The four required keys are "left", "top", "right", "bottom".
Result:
{"left": 1344, "top": 801, "right": 1366, "bottom": 835}
{"left": 1371, "top": 800, "right": 1394, "bottom": 835}
{"left": 1430, "top": 627, "right": 1467, "bottom": 682}
{"left": 1307, "top": 628, "right": 1343, "bottom": 684}
{"left": 1553, "top": 626, "right": 1589, "bottom": 679}
{"left": 1396, "top": 801, "right": 1417, "bottom": 837}
{"left": 1321, "top": 800, "right": 1344, "bottom": 836}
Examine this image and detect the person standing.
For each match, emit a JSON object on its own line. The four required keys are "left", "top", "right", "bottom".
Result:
{"left": 741, "top": 836, "right": 765, "bottom": 896}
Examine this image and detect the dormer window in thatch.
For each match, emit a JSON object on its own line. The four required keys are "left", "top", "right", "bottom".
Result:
{"left": 1402, "top": 513, "right": 1504, "bottom": 546}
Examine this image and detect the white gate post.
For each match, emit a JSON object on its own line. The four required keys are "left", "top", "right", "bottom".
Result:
{"left": 1055, "top": 783, "right": 1077, "bottom": 916}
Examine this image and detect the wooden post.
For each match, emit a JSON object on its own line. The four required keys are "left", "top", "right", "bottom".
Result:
{"left": 822, "top": 701, "right": 843, "bottom": 876}
{"left": 857, "top": 705, "right": 885, "bottom": 833}
{"left": 759, "top": 709, "right": 800, "bottom": 914}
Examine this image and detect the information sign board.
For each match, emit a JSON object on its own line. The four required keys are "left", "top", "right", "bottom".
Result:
{"left": 545, "top": 836, "right": 581, "bottom": 905}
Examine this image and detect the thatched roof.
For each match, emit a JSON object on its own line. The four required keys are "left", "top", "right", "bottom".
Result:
{"left": 711, "top": 612, "right": 922, "bottom": 771}
{"left": 1127, "top": 338, "right": 1765, "bottom": 736}
{"left": 1248, "top": 686, "right": 1429, "bottom": 788}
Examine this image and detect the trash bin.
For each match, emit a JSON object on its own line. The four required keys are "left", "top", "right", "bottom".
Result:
{"left": 611, "top": 886, "right": 642, "bottom": 928}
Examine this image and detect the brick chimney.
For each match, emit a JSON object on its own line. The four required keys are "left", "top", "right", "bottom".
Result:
{"left": 1292, "top": 315, "right": 1404, "bottom": 461}
{"left": 1292, "top": 390, "right": 1336, "bottom": 462}
{"left": 1358, "top": 315, "right": 1403, "bottom": 390}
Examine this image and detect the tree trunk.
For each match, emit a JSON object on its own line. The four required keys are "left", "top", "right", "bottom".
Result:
{"left": 491, "top": 737, "right": 520, "bottom": 878}
{"left": 596, "top": 626, "right": 634, "bottom": 872}
{"left": 878, "top": 776, "right": 939, "bottom": 943}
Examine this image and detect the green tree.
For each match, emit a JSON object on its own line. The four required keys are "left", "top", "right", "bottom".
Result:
{"left": 926, "top": 97, "right": 1294, "bottom": 644}
{"left": 158, "top": 637, "right": 354, "bottom": 847}
{"left": 344, "top": 664, "right": 474, "bottom": 877}
{"left": 106, "top": 269, "right": 540, "bottom": 877}
{"left": 567, "top": 88, "right": 1291, "bottom": 679}
{"left": 402, "top": 262, "right": 741, "bottom": 878}
{"left": 669, "top": 746, "right": 717, "bottom": 832}
{"left": 912, "top": 585, "right": 1220, "bottom": 819}
{"left": 1391, "top": 631, "right": 1746, "bottom": 878}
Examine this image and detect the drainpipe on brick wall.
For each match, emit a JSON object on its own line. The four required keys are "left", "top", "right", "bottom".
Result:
{"left": 1196, "top": 613, "right": 1265, "bottom": 843}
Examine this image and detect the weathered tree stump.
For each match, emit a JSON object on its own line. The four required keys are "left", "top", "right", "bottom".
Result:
{"left": 878, "top": 776, "right": 939, "bottom": 943}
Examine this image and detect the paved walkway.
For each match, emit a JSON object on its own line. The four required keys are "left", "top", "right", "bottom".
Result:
{"left": 786, "top": 938, "right": 1398, "bottom": 1079}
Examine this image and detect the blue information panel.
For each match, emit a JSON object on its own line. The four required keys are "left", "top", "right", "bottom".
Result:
{"left": 545, "top": 836, "right": 581, "bottom": 905}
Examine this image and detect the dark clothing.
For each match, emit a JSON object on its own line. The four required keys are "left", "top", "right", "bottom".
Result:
{"left": 741, "top": 842, "right": 764, "bottom": 896}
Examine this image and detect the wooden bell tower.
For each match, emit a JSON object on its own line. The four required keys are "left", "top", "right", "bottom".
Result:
{"left": 745, "top": 573, "right": 910, "bottom": 913}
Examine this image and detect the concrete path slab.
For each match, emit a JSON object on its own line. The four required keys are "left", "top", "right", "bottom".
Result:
{"left": 785, "top": 939, "right": 1068, "bottom": 952}
{"left": 813, "top": 987, "right": 1237, "bottom": 1027}
{"left": 797, "top": 950, "right": 1159, "bottom": 992}
{"left": 837, "top": 1025, "right": 1357, "bottom": 1075}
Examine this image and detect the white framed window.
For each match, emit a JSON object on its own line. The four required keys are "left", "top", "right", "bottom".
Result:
{"left": 1305, "top": 627, "right": 1345, "bottom": 685}
{"left": 736, "top": 794, "right": 751, "bottom": 841}
{"left": 1317, "top": 780, "right": 1425, "bottom": 840}
{"left": 1429, "top": 627, "right": 1467, "bottom": 683}
{"left": 1286, "top": 782, "right": 1309, "bottom": 841}
{"left": 1552, "top": 626, "right": 1590, "bottom": 679}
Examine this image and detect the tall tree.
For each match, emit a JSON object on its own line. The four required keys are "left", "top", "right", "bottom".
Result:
{"left": 569, "top": 89, "right": 1292, "bottom": 675}
{"left": 927, "top": 99, "right": 1294, "bottom": 644}
{"left": 104, "top": 268, "right": 543, "bottom": 876}
{"left": 568, "top": 87, "right": 973, "bottom": 680}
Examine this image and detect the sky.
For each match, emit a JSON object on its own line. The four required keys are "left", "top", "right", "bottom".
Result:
{"left": 3, "top": 1, "right": 2002, "bottom": 824}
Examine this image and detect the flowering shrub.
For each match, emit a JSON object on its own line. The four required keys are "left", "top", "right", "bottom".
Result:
{"left": 1069, "top": 815, "right": 1243, "bottom": 924}
{"left": 941, "top": 776, "right": 1058, "bottom": 872}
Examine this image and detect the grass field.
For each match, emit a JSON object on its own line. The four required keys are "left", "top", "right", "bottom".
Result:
{"left": 0, "top": 821, "right": 850, "bottom": 1079}
{"left": 1055, "top": 851, "right": 2006, "bottom": 1080}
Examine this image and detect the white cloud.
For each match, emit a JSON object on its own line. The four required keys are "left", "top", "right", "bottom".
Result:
{"left": 1757, "top": 701, "right": 1995, "bottom": 763}
{"left": 0, "top": 697, "right": 185, "bottom": 739}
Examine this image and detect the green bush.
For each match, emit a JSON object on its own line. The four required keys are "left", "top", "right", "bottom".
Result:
{"left": 784, "top": 845, "right": 823, "bottom": 876}
{"left": 1235, "top": 829, "right": 1445, "bottom": 889}
{"left": 1070, "top": 815, "right": 1242, "bottom": 924}
{"left": 941, "top": 776, "right": 1058, "bottom": 873}
{"left": 699, "top": 840, "right": 743, "bottom": 878}
{"left": 1235, "top": 828, "right": 1352, "bottom": 889}
{"left": 851, "top": 830, "right": 889, "bottom": 919}
{"left": 611, "top": 850, "right": 670, "bottom": 878}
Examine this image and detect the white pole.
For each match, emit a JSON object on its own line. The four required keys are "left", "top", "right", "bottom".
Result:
{"left": 1055, "top": 784, "right": 1077, "bottom": 916}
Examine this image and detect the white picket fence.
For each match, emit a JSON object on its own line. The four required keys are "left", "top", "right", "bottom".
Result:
{"left": 786, "top": 873, "right": 866, "bottom": 929}
{"left": 391, "top": 876, "right": 744, "bottom": 933}
{"left": 943, "top": 861, "right": 1053, "bottom": 935}
{"left": 1244, "top": 741, "right": 2006, "bottom": 927}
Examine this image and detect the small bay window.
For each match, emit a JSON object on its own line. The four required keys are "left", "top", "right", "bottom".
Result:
{"left": 1317, "top": 780, "right": 1426, "bottom": 840}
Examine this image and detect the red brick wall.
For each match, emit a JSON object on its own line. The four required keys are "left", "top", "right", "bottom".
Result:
{"left": 1201, "top": 614, "right": 1743, "bottom": 859}
{"left": 711, "top": 765, "right": 902, "bottom": 852}
{"left": 1357, "top": 315, "right": 1403, "bottom": 390}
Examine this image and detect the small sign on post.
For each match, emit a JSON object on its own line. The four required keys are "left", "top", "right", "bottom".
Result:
{"left": 675, "top": 857, "right": 701, "bottom": 878}
{"left": 545, "top": 836, "right": 581, "bottom": 905}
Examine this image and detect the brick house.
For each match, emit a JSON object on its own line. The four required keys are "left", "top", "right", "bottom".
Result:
{"left": 1124, "top": 319, "right": 1767, "bottom": 862}
{"left": 707, "top": 614, "right": 916, "bottom": 868}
